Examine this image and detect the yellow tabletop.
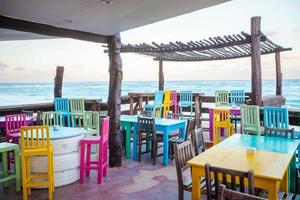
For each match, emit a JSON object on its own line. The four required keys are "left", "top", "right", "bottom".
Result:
{"left": 188, "top": 145, "right": 293, "bottom": 200}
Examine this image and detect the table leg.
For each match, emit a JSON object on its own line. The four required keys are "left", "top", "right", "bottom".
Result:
{"left": 121, "top": 122, "right": 132, "bottom": 160}
{"left": 130, "top": 96, "right": 134, "bottom": 115}
{"left": 191, "top": 167, "right": 201, "bottom": 200}
{"left": 281, "top": 167, "right": 289, "bottom": 192}
{"left": 266, "top": 181, "right": 280, "bottom": 200}
{"left": 133, "top": 123, "right": 138, "bottom": 161}
{"left": 209, "top": 109, "right": 213, "bottom": 141}
{"left": 163, "top": 128, "right": 169, "bottom": 166}
{"left": 288, "top": 154, "right": 296, "bottom": 192}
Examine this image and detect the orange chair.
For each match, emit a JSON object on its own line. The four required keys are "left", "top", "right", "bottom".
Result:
{"left": 213, "top": 109, "right": 233, "bottom": 145}
{"left": 20, "top": 125, "right": 54, "bottom": 200}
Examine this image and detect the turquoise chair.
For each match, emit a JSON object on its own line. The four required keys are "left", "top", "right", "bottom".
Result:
{"left": 143, "top": 91, "right": 164, "bottom": 118}
{"left": 179, "top": 91, "right": 193, "bottom": 118}
{"left": 215, "top": 90, "right": 229, "bottom": 106}
{"left": 263, "top": 106, "right": 289, "bottom": 129}
{"left": 54, "top": 98, "right": 71, "bottom": 127}
{"left": 230, "top": 90, "right": 245, "bottom": 106}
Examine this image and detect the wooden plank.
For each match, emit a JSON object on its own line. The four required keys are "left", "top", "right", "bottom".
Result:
{"left": 158, "top": 60, "right": 164, "bottom": 90}
{"left": 275, "top": 50, "right": 282, "bottom": 95}
{"left": 0, "top": 15, "right": 108, "bottom": 43}
{"left": 54, "top": 66, "right": 64, "bottom": 98}
{"left": 250, "top": 16, "right": 262, "bottom": 106}
{"left": 107, "top": 34, "right": 122, "bottom": 167}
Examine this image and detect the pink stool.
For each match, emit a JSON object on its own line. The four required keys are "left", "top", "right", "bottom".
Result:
{"left": 79, "top": 117, "right": 109, "bottom": 184}
{"left": 171, "top": 90, "right": 179, "bottom": 114}
{"left": 5, "top": 114, "right": 26, "bottom": 143}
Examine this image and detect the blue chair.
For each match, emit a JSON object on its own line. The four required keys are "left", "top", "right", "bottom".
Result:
{"left": 54, "top": 98, "right": 71, "bottom": 127}
{"left": 230, "top": 90, "right": 245, "bottom": 106}
{"left": 263, "top": 106, "right": 289, "bottom": 129}
{"left": 179, "top": 91, "right": 193, "bottom": 118}
{"left": 143, "top": 91, "right": 164, "bottom": 118}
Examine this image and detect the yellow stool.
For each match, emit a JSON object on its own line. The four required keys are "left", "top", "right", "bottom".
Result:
{"left": 162, "top": 90, "right": 171, "bottom": 118}
{"left": 213, "top": 109, "right": 233, "bottom": 145}
{"left": 20, "top": 125, "right": 54, "bottom": 200}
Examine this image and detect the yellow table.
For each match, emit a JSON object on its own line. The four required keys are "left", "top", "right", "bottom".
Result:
{"left": 187, "top": 145, "right": 292, "bottom": 200}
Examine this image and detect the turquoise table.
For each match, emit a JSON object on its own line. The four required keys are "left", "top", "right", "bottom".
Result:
{"left": 120, "top": 115, "right": 187, "bottom": 166}
{"left": 219, "top": 134, "right": 300, "bottom": 193}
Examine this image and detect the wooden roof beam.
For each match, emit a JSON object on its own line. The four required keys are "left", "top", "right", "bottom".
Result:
{"left": 0, "top": 15, "right": 108, "bottom": 43}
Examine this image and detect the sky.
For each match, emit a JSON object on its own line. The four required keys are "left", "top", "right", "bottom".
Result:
{"left": 0, "top": 0, "right": 299, "bottom": 82}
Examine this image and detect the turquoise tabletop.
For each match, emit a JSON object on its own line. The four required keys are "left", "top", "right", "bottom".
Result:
{"left": 121, "top": 115, "right": 187, "bottom": 125}
{"left": 219, "top": 134, "right": 300, "bottom": 154}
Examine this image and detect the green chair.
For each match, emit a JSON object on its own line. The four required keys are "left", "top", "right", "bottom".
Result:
{"left": 84, "top": 111, "right": 100, "bottom": 135}
{"left": 215, "top": 90, "right": 229, "bottom": 106}
{"left": 70, "top": 98, "right": 85, "bottom": 127}
{"left": 0, "top": 142, "right": 20, "bottom": 192}
{"left": 240, "top": 105, "right": 264, "bottom": 135}
{"left": 42, "top": 111, "right": 63, "bottom": 126}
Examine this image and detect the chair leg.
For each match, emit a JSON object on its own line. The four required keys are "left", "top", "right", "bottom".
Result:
{"left": 48, "top": 152, "right": 53, "bottom": 200}
{"left": 152, "top": 141, "right": 157, "bottom": 165}
{"left": 86, "top": 144, "right": 91, "bottom": 177}
{"left": 14, "top": 148, "right": 21, "bottom": 192}
{"left": 178, "top": 187, "right": 184, "bottom": 200}
{"left": 97, "top": 144, "right": 103, "bottom": 184}
{"left": 79, "top": 142, "right": 85, "bottom": 184}
{"left": 51, "top": 149, "right": 55, "bottom": 191}
{"left": 21, "top": 155, "right": 28, "bottom": 200}
{"left": 2, "top": 152, "right": 8, "bottom": 187}
{"left": 26, "top": 157, "right": 31, "bottom": 195}
{"left": 138, "top": 135, "right": 142, "bottom": 162}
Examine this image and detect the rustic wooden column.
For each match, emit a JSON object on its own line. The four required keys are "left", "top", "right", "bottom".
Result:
{"left": 107, "top": 34, "right": 122, "bottom": 167}
{"left": 54, "top": 66, "right": 64, "bottom": 98}
{"left": 158, "top": 60, "right": 164, "bottom": 90}
{"left": 250, "top": 16, "right": 262, "bottom": 106}
{"left": 275, "top": 50, "right": 282, "bottom": 95}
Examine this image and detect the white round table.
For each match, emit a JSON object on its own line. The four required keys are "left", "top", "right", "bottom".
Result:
{"left": 30, "top": 127, "right": 86, "bottom": 187}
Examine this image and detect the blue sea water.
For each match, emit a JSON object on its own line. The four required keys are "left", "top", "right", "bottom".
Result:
{"left": 0, "top": 80, "right": 299, "bottom": 108}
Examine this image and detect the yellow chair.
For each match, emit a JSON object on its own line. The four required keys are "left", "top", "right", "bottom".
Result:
{"left": 20, "top": 125, "right": 54, "bottom": 200}
{"left": 162, "top": 90, "right": 171, "bottom": 118}
{"left": 213, "top": 109, "right": 233, "bottom": 145}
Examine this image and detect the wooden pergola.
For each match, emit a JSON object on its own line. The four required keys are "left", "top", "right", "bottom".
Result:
{"left": 120, "top": 17, "right": 292, "bottom": 105}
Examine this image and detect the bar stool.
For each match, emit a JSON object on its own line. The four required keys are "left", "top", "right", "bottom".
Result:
{"left": 20, "top": 125, "right": 54, "bottom": 200}
{"left": 0, "top": 142, "right": 20, "bottom": 192}
{"left": 79, "top": 117, "right": 109, "bottom": 184}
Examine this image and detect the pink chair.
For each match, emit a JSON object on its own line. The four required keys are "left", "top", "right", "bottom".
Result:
{"left": 79, "top": 117, "right": 109, "bottom": 184}
{"left": 5, "top": 114, "right": 26, "bottom": 143}
{"left": 171, "top": 90, "right": 179, "bottom": 114}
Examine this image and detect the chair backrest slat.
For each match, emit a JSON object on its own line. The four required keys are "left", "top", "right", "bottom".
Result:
{"left": 205, "top": 163, "right": 255, "bottom": 200}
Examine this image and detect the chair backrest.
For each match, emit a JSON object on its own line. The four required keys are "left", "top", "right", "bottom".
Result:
{"left": 42, "top": 111, "right": 63, "bottom": 126}
{"left": 185, "top": 118, "right": 196, "bottom": 141}
{"left": 240, "top": 105, "right": 261, "bottom": 134}
{"left": 213, "top": 109, "right": 231, "bottom": 124}
{"left": 153, "top": 90, "right": 164, "bottom": 106}
{"left": 170, "top": 90, "right": 178, "bottom": 104}
{"left": 263, "top": 106, "right": 289, "bottom": 129}
{"left": 166, "top": 112, "right": 182, "bottom": 119}
{"left": 21, "top": 110, "right": 33, "bottom": 117}
{"left": 141, "top": 110, "right": 153, "bottom": 117}
{"left": 230, "top": 90, "right": 245, "bottom": 106}
{"left": 137, "top": 116, "right": 156, "bottom": 135}
{"left": 20, "top": 125, "right": 51, "bottom": 152}
{"left": 264, "top": 127, "right": 294, "bottom": 139}
{"left": 70, "top": 98, "right": 85, "bottom": 113}
{"left": 36, "top": 111, "right": 43, "bottom": 125}
{"left": 54, "top": 98, "right": 70, "bottom": 113}
{"left": 215, "top": 90, "right": 229, "bottom": 105}
{"left": 174, "top": 141, "right": 195, "bottom": 192}
{"left": 217, "top": 185, "right": 266, "bottom": 200}
{"left": 180, "top": 91, "right": 193, "bottom": 103}
{"left": 205, "top": 163, "right": 255, "bottom": 200}
{"left": 5, "top": 114, "right": 27, "bottom": 136}
{"left": 84, "top": 111, "right": 100, "bottom": 134}
{"left": 163, "top": 90, "right": 171, "bottom": 105}
{"left": 191, "top": 128, "right": 205, "bottom": 155}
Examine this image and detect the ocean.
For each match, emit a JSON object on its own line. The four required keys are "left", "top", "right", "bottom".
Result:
{"left": 0, "top": 80, "right": 299, "bottom": 108}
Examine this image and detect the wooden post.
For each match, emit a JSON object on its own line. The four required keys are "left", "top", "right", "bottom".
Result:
{"left": 158, "top": 60, "right": 164, "bottom": 91}
{"left": 275, "top": 50, "right": 282, "bottom": 95}
{"left": 250, "top": 16, "right": 262, "bottom": 106}
{"left": 107, "top": 34, "right": 122, "bottom": 167}
{"left": 54, "top": 66, "right": 64, "bottom": 98}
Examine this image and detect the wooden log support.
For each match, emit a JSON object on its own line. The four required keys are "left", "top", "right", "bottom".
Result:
{"left": 250, "top": 16, "right": 262, "bottom": 106}
{"left": 54, "top": 66, "right": 64, "bottom": 98}
{"left": 275, "top": 50, "right": 282, "bottom": 95}
{"left": 158, "top": 60, "right": 164, "bottom": 90}
{"left": 107, "top": 34, "right": 123, "bottom": 167}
